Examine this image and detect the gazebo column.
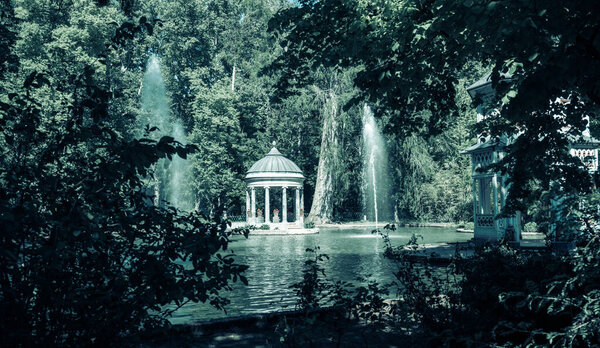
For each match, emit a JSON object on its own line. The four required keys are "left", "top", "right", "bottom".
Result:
{"left": 282, "top": 187, "right": 287, "bottom": 225}
{"left": 251, "top": 187, "right": 256, "bottom": 224}
{"left": 265, "top": 186, "right": 270, "bottom": 223}
{"left": 246, "top": 189, "right": 250, "bottom": 224}
{"left": 295, "top": 187, "right": 300, "bottom": 225}
{"left": 300, "top": 189, "right": 304, "bottom": 225}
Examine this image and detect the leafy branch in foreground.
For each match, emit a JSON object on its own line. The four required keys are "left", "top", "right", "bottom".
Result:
{"left": 380, "top": 220, "right": 600, "bottom": 346}
{"left": 0, "top": 25, "right": 248, "bottom": 347}
{"left": 279, "top": 245, "right": 397, "bottom": 346}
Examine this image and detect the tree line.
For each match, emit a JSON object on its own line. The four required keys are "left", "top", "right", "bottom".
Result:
{"left": 0, "top": 0, "right": 477, "bottom": 224}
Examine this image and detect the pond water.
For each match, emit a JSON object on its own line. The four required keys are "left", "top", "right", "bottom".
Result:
{"left": 170, "top": 226, "right": 471, "bottom": 324}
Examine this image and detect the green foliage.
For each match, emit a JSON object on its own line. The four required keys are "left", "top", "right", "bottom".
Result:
{"left": 0, "top": 13, "right": 248, "bottom": 345}
{"left": 270, "top": 4, "right": 492, "bottom": 222}
{"left": 268, "top": 66, "right": 363, "bottom": 222}
{"left": 189, "top": 82, "right": 248, "bottom": 212}
{"left": 304, "top": 221, "right": 315, "bottom": 229}
{"left": 258, "top": 223, "right": 270, "bottom": 230}
{"left": 269, "top": 0, "right": 600, "bottom": 218}
{"left": 377, "top": 221, "right": 600, "bottom": 346}
{"left": 0, "top": 0, "right": 17, "bottom": 78}
{"left": 269, "top": 0, "right": 462, "bottom": 136}
{"left": 281, "top": 246, "right": 398, "bottom": 346}
{"left": 377, "top": 226, "right": 463, "bottom": 334}
{"left": 291, "top": 247, "right": 330, "bottom": 311}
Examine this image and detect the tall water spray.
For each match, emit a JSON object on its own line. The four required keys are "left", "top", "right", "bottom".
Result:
{"left": 139, "top": 54, "right": 193, "bottom": 211}
{"left": 362, "top": 104, "right": 392, "bottom": 226}
{"left": 169, "top": 121, "right": 194, "bottom": 210}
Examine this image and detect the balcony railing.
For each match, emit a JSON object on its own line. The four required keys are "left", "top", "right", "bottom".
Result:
{"left": 476, "top": 214, "right": 494, "bottom": 227}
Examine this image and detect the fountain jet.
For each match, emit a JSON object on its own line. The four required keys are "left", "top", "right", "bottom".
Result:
{"left": 139, "top": 54, "right": 193, "bottom": 211}
{"left": 362, "top": 104, "right": 392, "bottom": 226}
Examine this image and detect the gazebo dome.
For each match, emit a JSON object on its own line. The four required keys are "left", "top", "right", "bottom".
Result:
{"left": 246, "top": 147, "right": 304, "bottom": 187}
{"left": 247, "top": 147, "right": 303, "bottom": 175}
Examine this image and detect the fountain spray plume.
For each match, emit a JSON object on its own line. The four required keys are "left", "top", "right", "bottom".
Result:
{"left": 370, "top": 148, "right": 378, "bottom": 228}
{"left": 139, "top": 54, "right": 193, "bottom": 211}
{"left": 169, "top": 121, "right": 194, "bottom": 211}
{"left": 362, "top": 104, "right": 392, "bottom": 227}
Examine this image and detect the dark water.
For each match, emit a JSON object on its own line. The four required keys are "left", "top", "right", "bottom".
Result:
{"left": 169, "top": 226, "right": 470, "bottom": 324}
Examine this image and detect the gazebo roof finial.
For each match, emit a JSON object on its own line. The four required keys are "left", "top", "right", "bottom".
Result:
{"left": 272, "top": 140, "right": 276, "bottom": 147}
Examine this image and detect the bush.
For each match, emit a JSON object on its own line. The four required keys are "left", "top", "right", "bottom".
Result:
{"left": 280, "top": 247, "right": 394, "bottom": 346}
{"left": 0, "top": 37, "right": 248, "bottom": 345}
{"left": 304, "top": 221, "right": 315, "bottom": 229}
{"left": 464, "top": 222, "right": 474, "bottom": 230}
{"left": 259, "top": 224, "right": 270, "bottom": 230}
{"left": 282, "top": 201, "right": 600, "bottom": 347}
{"left": 523, "top": 222, "right": 538, "bottom": 232}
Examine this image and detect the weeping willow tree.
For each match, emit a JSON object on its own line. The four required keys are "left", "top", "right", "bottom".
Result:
{"left": 307, "top": 71, "right": 345, "bottom": 224}
{"left": 308, "top": 86, "right": 338, "bottom": 223}
{"left": 391, "top": 134, "right": 436, "bottom": 220}
{"left": 307, "top": 69, "right": 362, "bottom": 223}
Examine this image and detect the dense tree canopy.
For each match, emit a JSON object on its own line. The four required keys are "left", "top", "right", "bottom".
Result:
{"left": 269, "top": 0, "right": 600, "bottom": 215}
{"left": 0, "top": 3, "right": 249, "bottom": 345}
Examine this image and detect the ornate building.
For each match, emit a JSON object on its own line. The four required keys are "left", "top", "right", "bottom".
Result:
{"left": 462, "top": 73, "right": 600, "bottom": 242}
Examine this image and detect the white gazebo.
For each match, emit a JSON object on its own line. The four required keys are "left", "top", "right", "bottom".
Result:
{"left": 245, "top": 146, "right": 305, "bottom": 229}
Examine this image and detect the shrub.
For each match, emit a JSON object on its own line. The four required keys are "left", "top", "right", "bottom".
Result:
{"left": 259, "top": 224, "right": 270, "bottom": 230}
{"left": 0, "top": 30, "right": 248, "bottom": 345}
{"left": 304, "top": 221, "right": 315, "bottom": 229}
{"left": 280, "top": 247, "right": 394, "bottom": 346}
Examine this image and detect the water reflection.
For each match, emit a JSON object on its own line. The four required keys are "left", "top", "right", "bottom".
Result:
{"left": 170, "top": 226, "right": 470, "bottom": 324}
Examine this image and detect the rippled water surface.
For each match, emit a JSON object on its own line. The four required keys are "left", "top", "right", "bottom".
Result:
{"left": 170, "top": 226, "right": 470, "bottom": 324}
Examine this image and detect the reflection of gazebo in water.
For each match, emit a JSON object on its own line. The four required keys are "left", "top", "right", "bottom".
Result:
{"left": 245, "top": 146, "right": 305, "bottom": 229}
